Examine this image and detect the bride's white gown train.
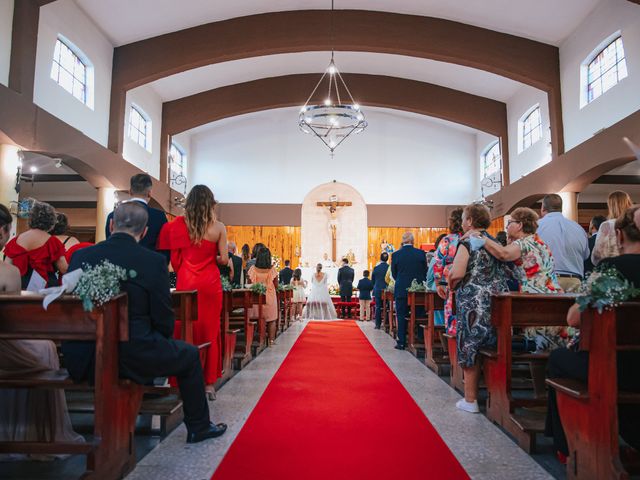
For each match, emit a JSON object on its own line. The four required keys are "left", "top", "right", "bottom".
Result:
{"left": 302, "top": 273, "right": 337, "bottom": 320}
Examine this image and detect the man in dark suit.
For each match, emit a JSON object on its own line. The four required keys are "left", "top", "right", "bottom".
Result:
{"left": 64, "top": 202, "right": 226, "bottom": 443}
{"left": 279, "top": 260, "right": 294, "bottom": 285}
{"left": 391, "top": 232, "right": 428, "bottom": 349}
{"left": 337, "top": 258, "right": 355, "bottom": 318}
{"left": 105, "top": 173, "right": 168, "bottom": 258}
{"left": 584, "top": 215, "right": 606, "bottom": 276}
{"left": 371, "top": 252, "right": 389, "bottom": 329}
{"left": 220, "top": 242, "right": 243, "bottom": 287}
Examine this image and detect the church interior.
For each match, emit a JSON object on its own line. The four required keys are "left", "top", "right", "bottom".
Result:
{"left": 1, "top": 0, "right": 640, "bottom": 479}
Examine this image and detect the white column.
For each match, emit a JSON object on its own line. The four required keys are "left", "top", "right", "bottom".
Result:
{"left": 0, "top": 144, "right": 20, "bottom": 236}
{"left": 559, "top": 191, "right": 579, "bottom": 222}
{"left": 96, "top": 187, "right": 116, "bottom": 242}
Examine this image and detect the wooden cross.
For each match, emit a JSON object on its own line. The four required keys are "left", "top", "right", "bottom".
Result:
{"left": 317, "top": 198, "right": 352, "bottom": 262}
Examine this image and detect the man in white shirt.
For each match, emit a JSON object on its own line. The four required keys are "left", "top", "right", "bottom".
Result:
{"left": 537, "top": 194, "right": 590, "bottom": 292}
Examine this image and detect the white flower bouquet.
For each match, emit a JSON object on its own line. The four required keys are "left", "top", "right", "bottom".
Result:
{"left": 576, "top": 267, "right": 640, "bottom": 313}
{"left": 74, "top": 260, "right": 137, "bottom": 311}
{"left": 407, "top": 279, "right": 428, "bottom": 292}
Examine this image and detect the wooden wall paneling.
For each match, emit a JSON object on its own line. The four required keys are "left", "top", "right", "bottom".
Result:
{"left": 226, "top": 226, "right": 301, "bottom": 269}
{"left": 367, "top": 227, "right": 448, "bottom": 270}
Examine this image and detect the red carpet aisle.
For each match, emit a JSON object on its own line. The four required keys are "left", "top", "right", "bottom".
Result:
{"left": 211, "top": 321, "right": 469, "bottom": 480}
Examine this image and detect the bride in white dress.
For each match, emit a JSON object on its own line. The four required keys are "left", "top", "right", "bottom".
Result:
{"left": 302, "top": 264, "right": 337, "bottom": 320}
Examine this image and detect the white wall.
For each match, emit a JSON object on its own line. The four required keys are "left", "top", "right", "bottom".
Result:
{"left": 33, "top": 0, "right": 113, "bottom": 147}
{"left": 190, "top": 107, "right": 480, "bottom": 205}
{"left": 122, "top": 85, "right": 162, "bottom": 179}
{"left": 507, "top": 86, "right": 552, "bottom": 183}
{"left": 0, "top": 0, "right": 13, "bottom": 87}
{"left": 476, "top": 131, "right": 500, "bottom": 198}
{"left": 560, "top": 0, "right": 640, "bottom": 151}
{"left": 170, "top": 131, "right": 191, "bottom": 193}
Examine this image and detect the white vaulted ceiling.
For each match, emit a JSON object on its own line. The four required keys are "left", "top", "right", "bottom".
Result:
{"left": 74, "top": 0, "right": 601, "bottom": 47}
{"left": 149, "top": 51, "right": 525, "bottom": 103}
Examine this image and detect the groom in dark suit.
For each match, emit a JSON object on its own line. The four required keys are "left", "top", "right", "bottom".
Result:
{"left": 64, "top": 202, "right": 226, "bottom": 443}
{"left": 391, "top": 232, "right": 427, "bottom": 349}
{"left": 105, "top": 173, "right": 168, "bottom": 258}
{"left": 337, "top": 258, "right": 355, "bottom": 318}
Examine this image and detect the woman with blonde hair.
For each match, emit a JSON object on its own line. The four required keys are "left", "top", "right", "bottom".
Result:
{"left": 591, "top": 190, "right": 634, "bottom": 266}
{"left": 158, "top": 185, "right": 229, "bottom": 399}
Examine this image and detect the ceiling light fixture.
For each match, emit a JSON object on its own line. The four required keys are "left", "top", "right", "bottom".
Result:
{"left": 298, "top": 0, "right": 367, "bottom": 155}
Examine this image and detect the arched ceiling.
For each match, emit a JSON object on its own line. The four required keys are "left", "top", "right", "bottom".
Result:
{"left": 74, "top": 0, "right": 601, "bottom": 46}
{"left": 149, "top": 51, "right": 527, "bottom": 103}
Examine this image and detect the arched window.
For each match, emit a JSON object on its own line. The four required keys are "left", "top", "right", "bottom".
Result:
{"left": 586, "top": 36, "right": 627, "bottom": 104}
{"left": 481, "top": 141, "right": 501, "bottom": 179}
{"left": 169, "top": 142, "right": 187, "bottom": 194}
{"left": 520, "top": 106, "right": 542, "bottom": 152}
{"left": 50, "top": 36, "right": 92, "bottom": 107}
{"left": 128, "top": 105, "right": 152, "bottom": 152}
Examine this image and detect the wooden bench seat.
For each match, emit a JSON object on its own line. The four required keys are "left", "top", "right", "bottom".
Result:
{"left": 547, "top": 302, "right": 640, "bottom": 479}
{"left": 482, "top": 292, "right": 577, "bottom": 453}
{"left": 0, "top": 293, "right": 142, "bottom": 480}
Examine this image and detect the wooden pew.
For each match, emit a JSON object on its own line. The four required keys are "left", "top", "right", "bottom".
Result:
{"left": 226, "top": 289, "right": 263, "bottom": 369}
{"left": 482, "top": 292, "right": 576, "bottom": 453}
{"left": 0, "top": 293, "right": 142, "bottom": 480}
{"left": 420, "top": 291, "right": 447, "bottom": 374}
{"left": 383, "top": 290, "right": 395, "bottom": 337}
{"left": 407, "top": 291, "right": 429, "bottom": 357}
{"left": 547, "top": 302, "right": 640, "bottom": 480}
{"left": 218, "top": 291, "right": 239, "bottom": 384}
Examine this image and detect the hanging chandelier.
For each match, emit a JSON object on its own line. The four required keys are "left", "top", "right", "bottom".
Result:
{"left": 298, "top": 1, "right": 367, "bottom": 154}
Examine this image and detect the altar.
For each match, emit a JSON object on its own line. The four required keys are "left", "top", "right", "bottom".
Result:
{"left": 300, "top": 266, "right": 339, "bottom": 292}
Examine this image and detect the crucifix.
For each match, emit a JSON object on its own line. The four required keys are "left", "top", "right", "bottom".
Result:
{"left": 317, "top": 195, "right": 352, "bottom": 262}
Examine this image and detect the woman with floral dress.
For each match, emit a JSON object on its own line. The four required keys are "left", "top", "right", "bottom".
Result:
{"left": 449, "top": 203, "right": 515, "bottom": 413}
{"left": 433, "top": 208, "right": 463, "bottom": 334}
{"left": 473, "top": 207, "right": 564, "bottom": 352}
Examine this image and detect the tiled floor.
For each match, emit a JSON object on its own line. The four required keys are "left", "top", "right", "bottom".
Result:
{"left": 123, "top": 320, "right": 554, "bottom": 480}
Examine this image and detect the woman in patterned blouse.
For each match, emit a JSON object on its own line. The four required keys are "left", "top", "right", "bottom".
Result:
{"left": 469, "top": 207, "right": 565, "bottom": 352}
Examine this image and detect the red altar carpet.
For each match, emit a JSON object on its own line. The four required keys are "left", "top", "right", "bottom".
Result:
{"left": 211, "top": 321, "right": 469, "bottom": 480}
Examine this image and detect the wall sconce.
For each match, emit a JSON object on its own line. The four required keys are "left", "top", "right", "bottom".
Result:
{"left": 173, "top": 196, "right": 185, "bottom": 208}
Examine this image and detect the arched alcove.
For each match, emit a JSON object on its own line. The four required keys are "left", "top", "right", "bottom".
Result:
{"left": 301, "top": 181, "right": 367, "bottom": 279}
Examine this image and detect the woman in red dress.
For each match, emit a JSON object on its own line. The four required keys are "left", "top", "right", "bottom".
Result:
{"left": 158, "top": 185, "right": 229, "bottom": 399}
{"left": 4, "top": 201, "right": 67, "bottom": 288}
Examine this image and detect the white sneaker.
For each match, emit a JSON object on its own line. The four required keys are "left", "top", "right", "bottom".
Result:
{"left": 456, "top": 398, "right": 479, "bottom": 413}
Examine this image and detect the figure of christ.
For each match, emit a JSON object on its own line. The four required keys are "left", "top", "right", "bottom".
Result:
{"left": 317, "top": 198, "right": 352, "bottom": 262}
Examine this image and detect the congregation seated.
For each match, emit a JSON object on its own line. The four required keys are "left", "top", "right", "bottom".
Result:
{"left": 448, "top": 203, "right": 515, "bottom": 413}
{"left": 4, "top": 200, "right": 67, "bottom": 289}
{"left": 248, "top": 246, "right": 279, "bottom": 344}
{"left": 62, "top": 201, "right": 227, "bottom": 443}
{"left": 0, "top": 204, "right": 83, "bottom": 459}
{"left": 545, "top": 205, "right": 640, "bottom": 463}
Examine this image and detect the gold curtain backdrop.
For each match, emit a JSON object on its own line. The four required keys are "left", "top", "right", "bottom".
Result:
{"left": 226, "top": 218, "right": 504, "bottom": 271}
{"left": 226, "top": 226, "right": 302, "bottom": 268}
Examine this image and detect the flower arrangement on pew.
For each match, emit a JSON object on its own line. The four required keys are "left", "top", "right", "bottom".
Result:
{"left": 250, "top": 282, "right": 267, "bottom": 295}
{"left": 74, "top": 260, "right": 137, "bottom": 312}
{"left": 221, "top": 275, "right": 233, "bottom": 292}
{"left": 385, "top": 283, "right": 395, "bottom": 294}
{"left": 576, "top": 266, "right": 640, "bottom": 313}
{"left": 407, "top": 279, "right": 428, "bottom": 293}
{"left": 272, "top": 254, "right": 281, "bottom": 272}
{"left": 277, "top": 284, "right": 295, "bottom": 292}
{"left": 328, "top": 284, "right": 341, "bottom": 296}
